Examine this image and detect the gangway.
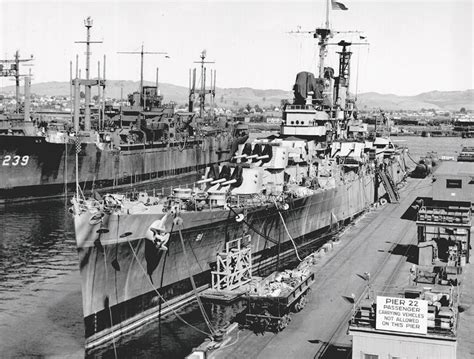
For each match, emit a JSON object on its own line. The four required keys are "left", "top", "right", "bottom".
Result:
{"left": 376, "top": 167, "right": 399, "bottom": 203}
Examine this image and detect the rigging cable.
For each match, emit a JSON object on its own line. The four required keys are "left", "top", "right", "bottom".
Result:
{"left": 227, "top": 203, "right": 302, "bottom": 261}
{"left": 102, "top": 235, "right": 118, "bottom": 359}
{"left": 176, "top": 223, "right": 216, "bottom": 337}
{"left": 126, "top": 240, "right": 213, "bottom": 337}
{"left": 227, "top": 205, "right": 278, "bottom": 245}
{"left": 406, "top": 151, "right": 419, "bottom": 166}
{"left": 274, "top": 200, "right": 303, "bottom": 262}
{"left": 64, "top": 141, "right": 68, "bottom": 203}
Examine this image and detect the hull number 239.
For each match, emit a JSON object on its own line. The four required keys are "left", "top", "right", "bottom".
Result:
{"left": 2, "top": 155, "right": 30, "bottom": 166}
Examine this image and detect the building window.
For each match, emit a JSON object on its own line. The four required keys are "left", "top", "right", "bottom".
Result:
{"left": 363, "top": 355, "right": 378, "bottom": 359}
{"left": 446, "top": 179, "right": 462, "bottom": 188}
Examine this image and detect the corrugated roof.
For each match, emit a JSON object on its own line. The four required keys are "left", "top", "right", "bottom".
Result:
{"left": 434, "top": 161, "right": 474, "bottom": 176}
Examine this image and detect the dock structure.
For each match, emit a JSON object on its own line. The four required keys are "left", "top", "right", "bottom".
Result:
{"left": 200, "top": 235, "right": 253, "bottom": 302}
{"left": 416, "top": 205, "right": 471, "bottom": 267}
{"left": 189, "top": 161, "right": 474, "bottom": 359}
{"left": 207, "top": 177, "right": 435, "bottom": 359}
{"left": 431, "top": 161, "right": 474, "bottom": 207}
{"left": 349, "top": 280, "right": 459, "bottom": 359}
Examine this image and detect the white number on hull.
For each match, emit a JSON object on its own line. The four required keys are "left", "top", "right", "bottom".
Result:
{"left": 2, "top": 155, "right": 29, "bottom": 166}
{"left": 11, "top": 156, "right": 20, "bottom": 166}
{"left": 2, "top": 155, "right": 11, "bottom": 166}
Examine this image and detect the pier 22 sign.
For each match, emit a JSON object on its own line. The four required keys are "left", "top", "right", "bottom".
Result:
{"left": 376, "top": 296, "right": 428, "bottom": 334}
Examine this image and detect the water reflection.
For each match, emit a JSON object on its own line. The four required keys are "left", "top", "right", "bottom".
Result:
{"left": 1, "top": 136, "right": 473, "bottom": 357}
{"left": 0, "top": 199, "right": 77, "bottom": 311}
{"left": 90, "top": 300, "right": 247, "bottom": 359}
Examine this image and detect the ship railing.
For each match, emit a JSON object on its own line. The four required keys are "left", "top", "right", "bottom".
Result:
{"left": 120, "top": 185, "right": 279, "bottom": 209}
{"left": 285, "top": 104, "right": 316, "bottom": 111}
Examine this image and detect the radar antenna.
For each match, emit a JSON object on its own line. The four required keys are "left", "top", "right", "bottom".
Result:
{"left": 118, "top": 45, "right": 168, "bottom": 101}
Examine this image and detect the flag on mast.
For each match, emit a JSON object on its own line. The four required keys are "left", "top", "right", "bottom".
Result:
{"left": 75, "top": 137, "right": 82, "bottom": 154}
{"left": 332, "top": 0, "right": 348, "bottom": 10}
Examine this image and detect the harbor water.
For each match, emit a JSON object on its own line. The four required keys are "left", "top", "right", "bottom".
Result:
{"left": 1, "top": 136, "right": 473, "bottom": 358}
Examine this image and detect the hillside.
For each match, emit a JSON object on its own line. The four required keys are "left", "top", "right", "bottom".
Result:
{"left": 356, "top": 90, "right": 474, "bottom": 111}
{"left": 1, "top": 80, "right": 472, "bottom": 111}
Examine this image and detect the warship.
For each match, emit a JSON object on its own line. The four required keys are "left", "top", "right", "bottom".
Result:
{"left": 0, "top": 19, "right": 242, "bottom": 203}
{"left": 71, "top": 4, "right": 408, "bottom": 351}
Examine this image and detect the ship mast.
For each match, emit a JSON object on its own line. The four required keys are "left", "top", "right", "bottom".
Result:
{"left": 189, "top": 50, "right": 216, "bottom": 118}
{"left": 317, "top": 0, "right": 333, "bottom": 79}
{"left": 74, "top": 17, "right": 104, "bottom": 132}
{"left": 117, "top": 45, "right": 168, "bottom": 102}
{"left": 0, "top": 51, "right": 34, "bottom": 115}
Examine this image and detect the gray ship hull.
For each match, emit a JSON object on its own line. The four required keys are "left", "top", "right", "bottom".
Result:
{"left": 74, "top": 156, "right": 406, "bottom": 349}
{"left": 0, "top": 134, "right": 233, "bottom": 203}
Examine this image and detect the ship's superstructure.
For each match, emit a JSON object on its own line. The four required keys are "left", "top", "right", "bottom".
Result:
{"left": 0, "top": 51, "right": 35, "bottom": 134}
{"left": 0, "top": 19, "right": 241, "bottom": 203}
{"left": 71, "top": 4, "right": 408, "bottom": 352}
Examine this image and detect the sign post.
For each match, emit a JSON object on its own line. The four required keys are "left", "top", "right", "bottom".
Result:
{"left": 376, "top": 296, "right": 428, "bottom": 335}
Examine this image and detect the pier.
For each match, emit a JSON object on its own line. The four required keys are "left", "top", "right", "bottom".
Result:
{"left": 199, "top": 176, "right": 473, "bottom": 359}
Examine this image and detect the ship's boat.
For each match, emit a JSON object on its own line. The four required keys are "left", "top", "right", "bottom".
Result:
{"left": 71, "top": 7, "right": 408, "bottom": 353}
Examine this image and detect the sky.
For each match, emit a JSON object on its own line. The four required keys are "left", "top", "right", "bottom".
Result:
{"left": 0, "top": 0, "right": 472, "bottom": 96}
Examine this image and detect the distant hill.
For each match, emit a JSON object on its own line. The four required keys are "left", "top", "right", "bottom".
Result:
{"left": 1, "top": 80, "right": 472, "bottom": 111}
{"left": 356, "top": 90, "right": 474, "bottom": 111}
{"left": 0, "top": 80, "right": 291, "bottom": 108}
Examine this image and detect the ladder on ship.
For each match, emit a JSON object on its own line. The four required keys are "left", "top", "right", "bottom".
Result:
{"left": 376, "top": 168, "right": 399, "bottom": 203}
